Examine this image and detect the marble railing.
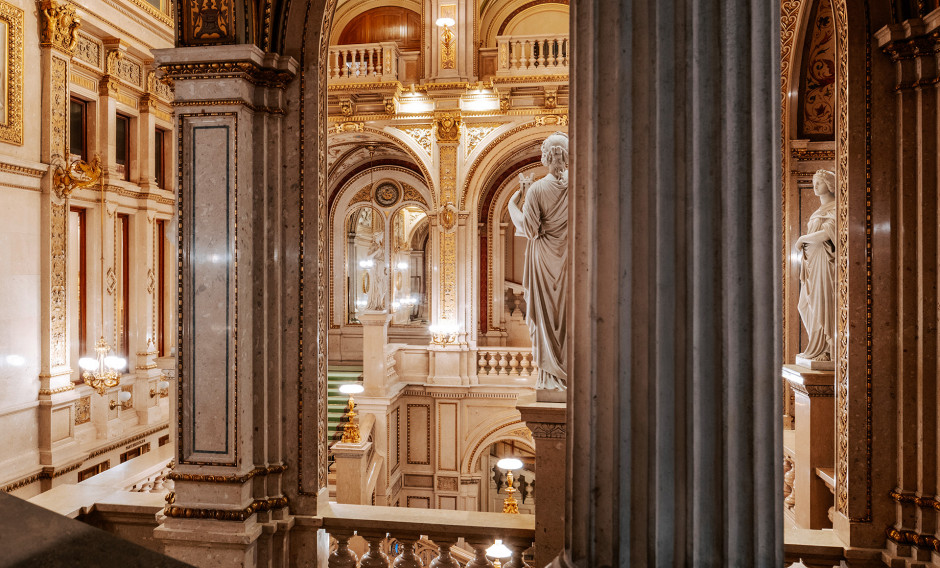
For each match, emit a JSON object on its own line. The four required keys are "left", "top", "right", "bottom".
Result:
{"left": 477, "top": 348, "right": 537, "bottom": 379}
{"left": 328, "top": 42, "right": 400, "bottom": 82}
{"left": 321, "top": 501, "right": 534, "bottom": 568}
{"left": 496, "top": 34, "right": 570, "bottom": 75}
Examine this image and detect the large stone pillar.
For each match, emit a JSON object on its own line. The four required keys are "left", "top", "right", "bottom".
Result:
{"left": 563, "top": 0, "right": 781, "bottom": 565}
{"left": 153, "top": 45, "right": 298, "bottom": 568}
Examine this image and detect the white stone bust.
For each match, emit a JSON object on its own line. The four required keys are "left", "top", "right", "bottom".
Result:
{"left": 796, "top": 169, "right": 836, "bottom": 365}
{"left": 507, "top": 132, "right": 569, "bottom": 391}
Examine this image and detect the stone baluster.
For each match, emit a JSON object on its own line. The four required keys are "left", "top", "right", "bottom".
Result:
{"left": 392, "top": 535, "right": 424, "bottom": 568}
{"left": 328, "top": 531, "right": 358, "bottom": 568}
{"left": 478, "top": 351, "right": 488, "bottom": 375}
{"left": 508, "top": 352, "right": 520, "bottom": 376}
{"left": 465, "top": 539, "right": 496, "bottom": 568}
{"left": 376, "top": 46, "right": 384, "bottom": 75}
{"left": 341, "top": 49, "right": 348, "bottom": 78}
{"left": 538, "top": 39, "right": 547, "bottom": 68}
{"left": 497, "top": 353, "right": 509, "bottom": 375}
{"left": 488, "top": 352, "right": 499, "bottom": 376}
{"left": 503, "top": 539, "right": 531, "bottom": 568}
{"left": 428, "top": 538, "right": 460, "bottom": 568}
{"left": 512, "top": 41, "right": 521, "bottom": 70}
{"left": 360, "top": 532, "right": 391, "bottom": 568}
{"left": 523, "top": 40, "right": 532, "bottom": 69}
{"left": 519, "top": 353, "right": 531, "bottom": 377}
{"left": 366, "top": 48, "right": 374, "bottom": 76}
{"left": 330, "top": 49, "right": 338, "bottom": 78}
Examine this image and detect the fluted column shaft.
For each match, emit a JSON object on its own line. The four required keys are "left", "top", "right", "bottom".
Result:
{"left": 567, "top": 0, "right": 781, "bottom": 565}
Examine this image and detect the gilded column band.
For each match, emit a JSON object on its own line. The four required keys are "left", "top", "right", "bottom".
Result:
{"left": 435, "top": 113, "right": 460, "bottom": 322}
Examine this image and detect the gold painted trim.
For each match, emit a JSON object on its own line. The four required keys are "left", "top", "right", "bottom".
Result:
{"left": 165, "top": 496, "right": 289, "bottom": 521}
{"left": 169, "top": 464, "right": 287, "bottom": 484}
{"left": 38, "top": 384, "right": 75, "bottom": 395}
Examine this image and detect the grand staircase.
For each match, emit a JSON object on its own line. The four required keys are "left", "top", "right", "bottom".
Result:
{"left": 327, "top": 365, "right": 363, "bottom": 443}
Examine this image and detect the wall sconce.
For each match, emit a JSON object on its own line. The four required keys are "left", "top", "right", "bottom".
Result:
{"left": 429, "top": 321, "right": 459, "bottom": 345}
{"left": 486, "top": 540, "right": 512, "bottom": 568}
{"left": 79, "top": 338, "right": 127, "bottom": 397}
{"left": 150, "top": 379, "right": 170, "bottom": 398}
{"left": 496, "top": 457, "right": 523, "bottom": 514}
{"left": 436, "top": 17, "right": 456, "bottom": 70}
{"left": 109, "top": 390, "right": 131, "bottom": 410}
{"left": 339, "top": 383, "right": 364, "bottom": 444}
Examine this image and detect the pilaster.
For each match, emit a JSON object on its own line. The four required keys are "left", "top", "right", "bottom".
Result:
{"left": 37, "top": 0, "right": 82, "bottom": 469}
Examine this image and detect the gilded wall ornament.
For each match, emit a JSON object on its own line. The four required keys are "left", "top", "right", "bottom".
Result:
{"left": 50, "top": 202, "right": 67, "bottom": 367}
{"left": 534, "top": 114, "right": 568, "bottom": 126}
{"left": 435, "top": 113, "right": 461, "bottom": 142}
{"left": 374, "top": 181, "right": 400, "bottom": 208}
{"left": 74, "top": 34, "right": 100, "bottom": 68}
{"left": 39, "top": 0, "right": 79, "bottom": 54}
{"left": 384, "top": 97, "right": 396, "bottom": 115}
{"left": 339, "top": 98, "right": 353, "bottom": 117}
{"left": 332, "top": 121, "right": 364, "bottom": 134}
{"left": 439, "top": 203, "right": 457, "bottom": 233}
{"left": 0, "top": 0, "right": 24, "bottom": 145}
{"left": 52, "top": 155, "right": 101, "bottom": 199}
{"left": 181, "top": 0, "right": 234, "bottom": 45}
{"left": 544, "top": 88, "right": 557, "bottom": 109}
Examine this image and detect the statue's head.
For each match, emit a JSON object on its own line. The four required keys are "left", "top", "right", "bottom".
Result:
{"left": 812, "top": 169, "right": 836, "bottom": 196}
{"left": 541, "top": 132, "right": 569, "bottom": 172}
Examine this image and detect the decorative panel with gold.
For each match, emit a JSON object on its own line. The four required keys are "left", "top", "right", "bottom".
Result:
{"left": 0, "top": 0, "right": 23, "bottom": 145}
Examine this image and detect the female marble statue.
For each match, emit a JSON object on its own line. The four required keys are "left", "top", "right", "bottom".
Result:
{"left": 364, "top": 232, "right": 387, "bottom": 311}
{"left": 796, "top": 169, "right": 837, "bottom": 362}
{"left": 508, "top": 132, "right": 569, "bottom": 391}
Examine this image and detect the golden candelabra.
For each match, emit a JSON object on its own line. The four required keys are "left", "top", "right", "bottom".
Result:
{"left": 341, "top": 394, "right": 361, "bottom": 444}
{"left": 502, "top": 470, "right": 519, "bottom": 514}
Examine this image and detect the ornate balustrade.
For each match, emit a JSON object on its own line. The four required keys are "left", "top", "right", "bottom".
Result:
{"left": 477, "top": 348, "right": 537, "bottom": 380}
{"left": 321, "top": 501, "right": 535, "bottom": 568}
{"left": 496, "top": 34, "right": 570, "bottom": 75}
{"left": 328, "top": 42, "right": 401, "bottom": 82}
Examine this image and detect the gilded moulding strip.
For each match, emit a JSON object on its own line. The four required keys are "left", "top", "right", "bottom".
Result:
{"left": 168, "top": 464, "right": 288, "bottom": 484}
{"left": 164, "top": 496, "right": 289, "bottom": 521}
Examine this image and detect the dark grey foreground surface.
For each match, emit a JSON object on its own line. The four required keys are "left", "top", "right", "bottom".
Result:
{"left": 0, "top": 491, "right": 193, "bottom": 568}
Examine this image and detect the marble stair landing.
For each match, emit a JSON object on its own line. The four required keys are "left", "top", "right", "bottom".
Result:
{"left": 0, "top": 490, "right": 192, "bottom": 568}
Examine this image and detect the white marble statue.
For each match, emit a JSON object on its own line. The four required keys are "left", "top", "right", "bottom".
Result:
{"left": 364, "top": 232, "right": 388, "bottom": 311}
{"left": 796, "top": 169, "right": 837, "bottom": 363}
{"left": 508, "top": 132, "right": 569, "bottom": 391}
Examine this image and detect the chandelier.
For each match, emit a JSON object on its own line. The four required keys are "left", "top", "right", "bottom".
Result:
{"left": 77, "top": 158, "right": 126, "bottom": 396}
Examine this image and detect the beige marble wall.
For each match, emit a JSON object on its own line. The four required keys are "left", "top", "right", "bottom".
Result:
{"left": 0, "top": 0, "right": 175, "bottom": 495}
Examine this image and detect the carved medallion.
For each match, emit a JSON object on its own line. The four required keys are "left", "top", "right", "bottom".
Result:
{"left": 374, "top": 181, "right": 400, "bottom": 208}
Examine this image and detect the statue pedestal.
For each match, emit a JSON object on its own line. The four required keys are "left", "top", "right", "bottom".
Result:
{"left": 517, "top": 400, "right": 567, "bottom": 568}
{"left": 536, "top": 388, "right": 566, "bottom": 403}
{"left": 359, "top": 311, "right": 391, "bottom": 396}
{"left": 782, "top": 364, "right": 835, "bottom": 529}
{"left": 795, "top": 356, "right": 835, "bottom": 371}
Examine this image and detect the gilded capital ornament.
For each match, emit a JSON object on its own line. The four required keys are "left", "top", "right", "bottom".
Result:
{"left": 39, "top": 0, "right": 80, "bottom": 54}
{"left": 52, "top": 155, "right": 101, "bottom": 199}
{"left": 435, "top": 113, "right": 461, "bottom": 142}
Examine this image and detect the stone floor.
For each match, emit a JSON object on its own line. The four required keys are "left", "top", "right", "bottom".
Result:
{"left": 0, "top": 491, "right": 191, "bottom": 567}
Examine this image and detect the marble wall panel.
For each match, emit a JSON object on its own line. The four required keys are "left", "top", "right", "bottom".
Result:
{"left": 436, "top": 401, "right": 458, "bottom": 472}
{"left": 179, "top": 115, "right": 237, "bottom": 464}
{"left": 406, "top": 403, "right": 430, "bottom": 465}
{"left": 0, "top": 187, "right": 40, "bottom": 408}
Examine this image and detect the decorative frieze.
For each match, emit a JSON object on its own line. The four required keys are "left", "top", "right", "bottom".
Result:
{"left": 73, "top": 34, "right": 100, "bottom": 68}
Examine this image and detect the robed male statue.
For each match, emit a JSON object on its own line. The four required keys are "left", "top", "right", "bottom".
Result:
{"left": 508, "top": 132, "right": 568, "bottom": 391}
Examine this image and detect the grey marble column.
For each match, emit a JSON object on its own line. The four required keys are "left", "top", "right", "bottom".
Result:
{"left": 565, "top": 0, "right": 781, "bottom": 565}
{"left": 152, "top": 45, "right": 299, "bottom": 568}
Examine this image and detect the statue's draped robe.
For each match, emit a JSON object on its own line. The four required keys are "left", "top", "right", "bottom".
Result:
{"left": 797, "top": 200, "right": 836, "bottom": 360}
{"left": 509, "top": 172, "right": 568, "bottom": 390}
